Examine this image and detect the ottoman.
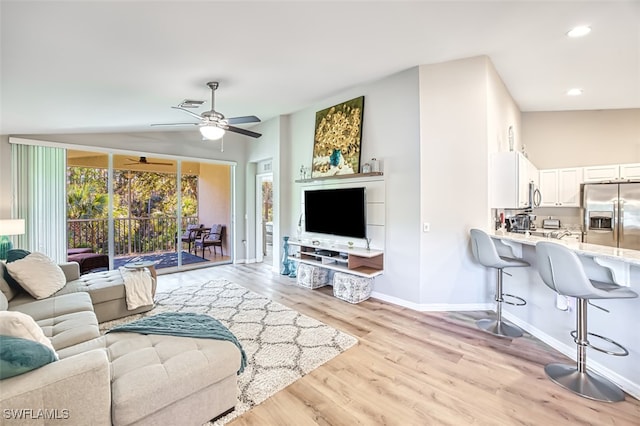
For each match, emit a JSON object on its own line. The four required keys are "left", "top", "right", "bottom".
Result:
{"left": 333, "top": 272, "right": 373, "bottom": 303}
{"left": 57, "top": 332, "right": 243, "bottom": 426}
{"left": 67, "top": 247, "right": 94, "bottom": 256}
{"left": 58, "top": 269, "right": 157, "bottom": 323}
{"left": 297, "top": 263, "right": 330, "bottom": 289}
{"left": 67, "top": 252, "right": 110, "bottom": 274}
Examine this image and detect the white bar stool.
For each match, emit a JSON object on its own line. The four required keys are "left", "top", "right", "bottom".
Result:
{"left": 470, "top": 229, "right": 529, "bottom": 338}
{"left": 536, "top": 241, "right": 638, "bottom": 402}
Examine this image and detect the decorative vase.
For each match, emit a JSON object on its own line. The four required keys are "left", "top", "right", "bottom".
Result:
{"left": 280, "top": 236, "right": 291, "bottom": 275}
{"left": 288, "top": 259, "right": 297, "bottom": 278}
{"left": 329, "top": 149, "right": 342, "bottom": 167}
{"left": 370, "top": 158, "right": 379, "bottom": 173}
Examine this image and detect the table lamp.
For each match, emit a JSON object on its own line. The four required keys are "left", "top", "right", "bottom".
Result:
{"left": 0, "top": 219, "right": 25, "bottom": 260}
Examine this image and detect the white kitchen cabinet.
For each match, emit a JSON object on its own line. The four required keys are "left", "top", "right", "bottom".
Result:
{"left": 583, "top": 165, "right": 619, "bottom": 182}
{"left": 557, "top": 168, "right": 583, "bottom": 206}
{"left": 538, "top": 168, "right": 583, "bottom": 207}
{"left": 491, "top": 152, "right": 537, "bottom": 209}
{"left": 619, "top": 163, "right": 640, "bottom": 180}
{"left": 582, "top": 163, "right": 640, "bottom": 183}
{"left": 539, "top": 169, "right": 559, "bottom": 206}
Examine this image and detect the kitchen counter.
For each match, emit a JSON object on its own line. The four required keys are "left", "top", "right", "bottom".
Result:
{"left": 492, "top": 230, "right": 640, "bottom": 267}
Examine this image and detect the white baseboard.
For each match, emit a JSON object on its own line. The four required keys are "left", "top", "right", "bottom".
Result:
{"left": 503, "top": 312, "right": 640, "bottom": 401}
{"left": 370, "top": 292, "right": 492, "bottom": 312}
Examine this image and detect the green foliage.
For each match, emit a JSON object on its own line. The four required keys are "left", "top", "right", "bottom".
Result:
{"left": 67, "top": 168, "right": 108, "bottom": 219}
{"left": 262, "top": 180, "right": 273, "bottom": 221}
{"left": 67, "top": 166, "right": 199, "bottom": 254}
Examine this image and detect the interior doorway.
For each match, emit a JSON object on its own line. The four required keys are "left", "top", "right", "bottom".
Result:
{"left": 255, "top": 173, "right": 273, "bottom": 263}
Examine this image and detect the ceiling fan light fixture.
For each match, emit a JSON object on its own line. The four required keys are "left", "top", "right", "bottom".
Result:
{"left": 200, "top": 125, "right": 225, "bottom": 140}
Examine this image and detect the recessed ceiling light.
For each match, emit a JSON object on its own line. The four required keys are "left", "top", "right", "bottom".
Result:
{"left": 567, "top": 88, "right": 583, "bottom": 96}
{"left": 567, "top": 26, "right": 591, "bottom": 38}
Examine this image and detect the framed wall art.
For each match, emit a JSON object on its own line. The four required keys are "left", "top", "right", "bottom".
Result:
{"left": 311, "top": 96, "right": 364, "bottom": 178}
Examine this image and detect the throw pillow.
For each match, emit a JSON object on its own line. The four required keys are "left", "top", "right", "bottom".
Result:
{"left": 5, "top": 252, "right": 66, "bottom": 300}
{"left": 6, "top": 249, "right": 31, "bottom": 263}
{"left": 2, "top": 249, "right": 30, "bottom": 293}
{"left": 0, "top": 335, "right": 57, "bottom": 379}
{"left": 0, "top": 291, "right": 7, "bottom": 311}
{"left": 0, "top": 311, "right": 57, "bottom": 356}
{"left": 0, "top": 263, "right": 18, "bottom": 301}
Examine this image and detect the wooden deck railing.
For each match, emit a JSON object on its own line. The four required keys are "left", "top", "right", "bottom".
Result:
{"left": 67, "top": 216, "right": 200, "bottom": 256}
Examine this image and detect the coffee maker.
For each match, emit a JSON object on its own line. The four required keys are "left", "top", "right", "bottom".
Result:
{"left": 507, "top": 213, "right": 536, "bottom": 233}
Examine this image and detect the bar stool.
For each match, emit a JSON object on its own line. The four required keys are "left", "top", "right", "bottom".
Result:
{"left": 536, "top": 241, "right": 638, "bottom": 402}
{"left": 470, "top": 229, "right": 529, "bottom": 338}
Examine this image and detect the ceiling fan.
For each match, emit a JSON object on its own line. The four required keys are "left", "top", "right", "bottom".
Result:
{"left": 124, "top": 156, "right": 173, "bottom": 166}
{"left": 151, "top": 81, "right": 262, "bottom": 139}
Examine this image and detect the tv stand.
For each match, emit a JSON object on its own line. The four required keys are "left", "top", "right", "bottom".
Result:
{"left": 288, "top": 239, "right": 383, "bottom": 278}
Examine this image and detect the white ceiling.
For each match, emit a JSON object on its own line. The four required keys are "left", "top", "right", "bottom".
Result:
{"left": 1, "top": 1, "right": 639, "bottom": 135}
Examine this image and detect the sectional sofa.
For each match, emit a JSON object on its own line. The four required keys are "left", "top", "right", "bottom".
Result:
{"left": 0, "top": 261, "right": 242, "bottom": 425}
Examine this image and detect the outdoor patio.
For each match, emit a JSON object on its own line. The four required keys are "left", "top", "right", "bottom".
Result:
{"left": 67, "top": 217, "right": 230, "bottom": 273}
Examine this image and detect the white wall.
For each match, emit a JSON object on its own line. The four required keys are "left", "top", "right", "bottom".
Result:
{"left": 246, "top": 116, "right": 282, "bottom": 270}
{"left": 523, "top": 109, "right": 640, "bottom": 169}
{"left": 418, "top": 56, "right": 495, "bottom": 307}
{"left": 284, "top": 67, "right": 422, "bottom": 303}
{"left": 277, "top": 58, "right": 519, "bottom": 308}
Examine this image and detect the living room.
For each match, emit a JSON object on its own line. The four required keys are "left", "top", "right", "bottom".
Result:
{"left": 1, "top": 1, "right": 639, "bottom": 424}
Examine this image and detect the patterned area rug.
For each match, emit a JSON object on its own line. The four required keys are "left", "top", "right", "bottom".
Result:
{"left": 113, "top": 250, "right": 210, "bottom": 270}
{"left": 100, "top": 279, "right": 358, "bottom": 425}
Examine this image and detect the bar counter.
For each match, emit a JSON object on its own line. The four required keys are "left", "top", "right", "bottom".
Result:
{"left": 481, "top": 230, "right": 640, "bottom": 400}
{"left": 492, "top": 230, "right": 640, "bottom": 266}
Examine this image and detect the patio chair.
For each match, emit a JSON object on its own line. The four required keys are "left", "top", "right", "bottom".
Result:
{"left": 179, "top": 223, "right": 204, "bottom": 254}
{"left": 196, "top": 224, "right": 224, "bottom": 258}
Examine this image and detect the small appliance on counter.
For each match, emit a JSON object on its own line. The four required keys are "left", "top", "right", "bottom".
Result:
{"left": 542, "top": 218, "right": 561, "bottom": 230}
{"left": 507, "top": 213, "right": 536, "bottom": 233}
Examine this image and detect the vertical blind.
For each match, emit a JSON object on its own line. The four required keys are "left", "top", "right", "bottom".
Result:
{"left": 11, "top": 143, "right": 67, "bottom": 262}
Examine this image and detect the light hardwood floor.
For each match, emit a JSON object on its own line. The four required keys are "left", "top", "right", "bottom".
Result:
{"left": 198, "top": 262, "right": 640, "bottom": 425}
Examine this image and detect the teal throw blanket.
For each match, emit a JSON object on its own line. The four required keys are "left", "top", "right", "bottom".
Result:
{"left": 108, "top": 312, "right": 246, "bottom": 373}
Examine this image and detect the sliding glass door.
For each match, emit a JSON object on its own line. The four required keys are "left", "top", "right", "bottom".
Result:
{"left": 65, "top": 150, "right": 232, "bottom": 273}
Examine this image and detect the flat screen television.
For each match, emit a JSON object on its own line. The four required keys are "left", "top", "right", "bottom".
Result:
{"left": 304, "top": 187, "right": 366, "bottom": 239}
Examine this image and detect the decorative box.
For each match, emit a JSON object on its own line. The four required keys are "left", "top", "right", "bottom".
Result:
{"left": 333, "top": 272, "right": 373, "bottom": 304}
{"left": 296, "top": 263, "right": 329, "bottom": 289}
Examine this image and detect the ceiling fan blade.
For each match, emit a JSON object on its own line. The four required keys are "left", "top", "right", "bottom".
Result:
{"left": 224, "top": 125, "right": 262, "bottom": 138}
{"left": 151, "top": 122, "right": 199, "bottom": 127}
{"left": 148, "top": 161, "right": 174, "bottom": 166}
{"left": 226, "top": 115, "right": 261, "bottom": 125}
{"left": 171, "top": 106, "right": 204, "bottom": 121}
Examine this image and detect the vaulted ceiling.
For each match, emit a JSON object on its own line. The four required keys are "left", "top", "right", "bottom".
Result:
{"left": 1, "top": 1, "right": 638, "bottom": 135}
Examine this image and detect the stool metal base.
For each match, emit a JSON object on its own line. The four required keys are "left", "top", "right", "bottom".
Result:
{"left": 476, "top": 318, "right": 523, "bottom": 338}
{"left": 544, "top": 363, "right": 625, "bottom": 402}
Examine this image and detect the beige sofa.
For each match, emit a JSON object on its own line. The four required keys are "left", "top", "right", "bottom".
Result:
{"left": 0, "top": 263, "right": 242, "bottom": 425}
{"left": 7, "top": 262, "right": 157, "bottom": 323}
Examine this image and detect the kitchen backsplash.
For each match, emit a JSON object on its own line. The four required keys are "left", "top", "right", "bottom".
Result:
{"left": 495, "top": 207, "right": 583, "bottom": 231}
{"left": 532, "top": 207, "right": 582, "bottom": 230}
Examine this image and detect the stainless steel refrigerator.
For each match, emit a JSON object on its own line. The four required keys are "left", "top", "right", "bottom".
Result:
{"left": 583, "top": 182, "right": 640, "bottom": 249}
